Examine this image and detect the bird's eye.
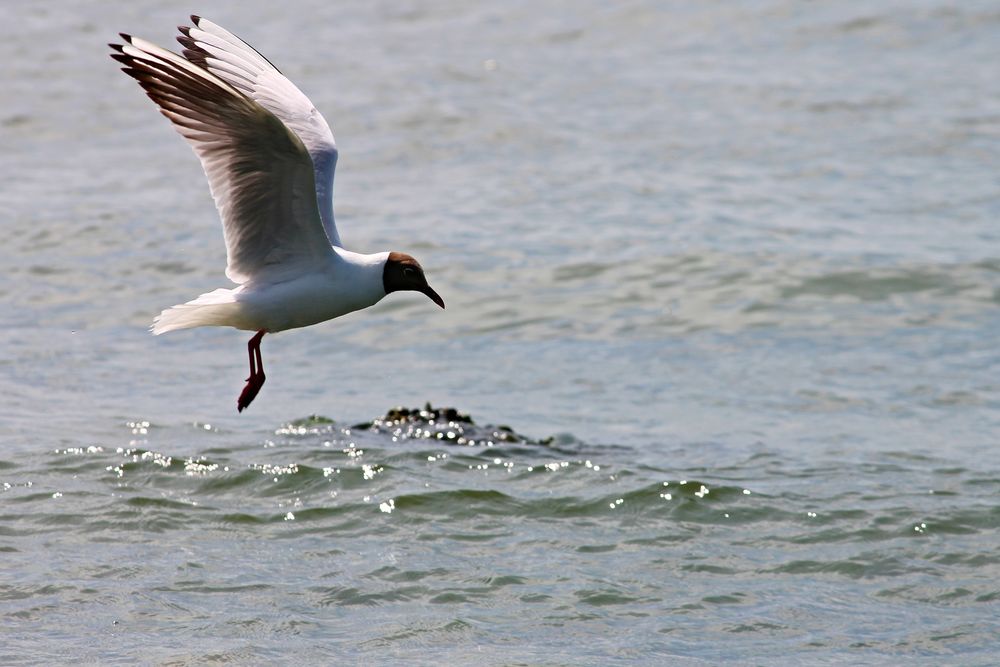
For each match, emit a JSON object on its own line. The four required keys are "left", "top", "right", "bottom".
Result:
{"left": 403, "top": 267, "right": 417, "bottom": 279}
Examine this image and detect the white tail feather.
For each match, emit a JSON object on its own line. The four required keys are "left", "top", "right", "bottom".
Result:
{"left": 152, "top": 288, "right": 243, "bottom": 334}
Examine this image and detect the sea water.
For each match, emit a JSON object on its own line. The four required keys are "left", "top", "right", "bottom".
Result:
{"left": 2, "top": 1, "right": 999, "bottom": 664}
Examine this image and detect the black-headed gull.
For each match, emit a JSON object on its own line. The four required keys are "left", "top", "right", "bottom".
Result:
{"left": 110, "top": 17, "right": 444, "bottom": 412}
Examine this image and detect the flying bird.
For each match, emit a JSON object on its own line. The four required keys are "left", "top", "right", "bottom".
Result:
{"left": 110, "top": 17, "right": 444, "bottom": 412}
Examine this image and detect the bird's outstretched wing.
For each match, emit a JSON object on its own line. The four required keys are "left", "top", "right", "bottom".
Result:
{"left": 177, "top": 15, "right": 342, "bottom": 247}
{"left": 111, "top": 34, "right": 335, "bottom": 284}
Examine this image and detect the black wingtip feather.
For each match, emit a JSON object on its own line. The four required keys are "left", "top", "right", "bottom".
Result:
{"left": 109, "top": 42, "right": 124, "bottom": 52}
{"left": 191, "top": 15, "right": 202, "bottom": 24}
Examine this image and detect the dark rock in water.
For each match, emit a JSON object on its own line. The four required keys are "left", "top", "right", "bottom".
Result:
{"left": 361, "top": 403, "right": 529, "bottom": 446}
{"left": 381, "top": 402, "right": 474, "bottom": 425}
{"left": 288, "top": 414, "right": 336, "bottom": 427}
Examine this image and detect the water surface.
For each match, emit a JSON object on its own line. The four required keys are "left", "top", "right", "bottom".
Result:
{"left": 2, "top": 1, "right": 999, "bottom": 664}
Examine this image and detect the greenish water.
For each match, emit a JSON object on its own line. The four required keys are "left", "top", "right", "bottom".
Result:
{"left": 3, "top": 0, "right": 1000, "bottom": 664}
{"left": 3, "top": 406, "right": 999, "bottom": 664}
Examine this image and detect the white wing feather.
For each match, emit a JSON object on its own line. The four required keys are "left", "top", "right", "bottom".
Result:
{"left": 177, "top": 16, "right": 342, "bottom": 247}
{"left": 111, "top": 34, "right": 334, "bottom": 284}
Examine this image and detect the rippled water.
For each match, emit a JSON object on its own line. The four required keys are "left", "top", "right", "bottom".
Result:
{"left": 3, "top": 0, "right": 999, "bottom": 664}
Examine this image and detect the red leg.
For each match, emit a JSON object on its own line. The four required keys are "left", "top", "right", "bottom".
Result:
{"left": 237, "top": 330, "right": 267, "bottom": 412}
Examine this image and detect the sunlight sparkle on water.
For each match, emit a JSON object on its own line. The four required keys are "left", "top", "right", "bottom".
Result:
{"left": 57, "top": 446, "right": 104, "bottom": 455}
{"left": 250, "top": 463, "right": 299, "bottom": 478}
{"left": 126, "top": 420, "right": 149, "bottom": 435}
{"left": 184, "top": 458, "right": 219, "bottom": 475}
{"left": 139, "top": 451, "right": 171, "bottom": 468}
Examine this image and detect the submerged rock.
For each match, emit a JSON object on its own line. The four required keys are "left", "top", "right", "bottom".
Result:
{"left": 381, "top": 403, "right": 474, "bottom": 425}
{"left": 361, "top": 403, "right": 529, "bottom": 446}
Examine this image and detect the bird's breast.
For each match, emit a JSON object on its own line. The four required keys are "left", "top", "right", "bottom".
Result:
{"left": 237, "top": 267, "right": 385, "bottom": 333}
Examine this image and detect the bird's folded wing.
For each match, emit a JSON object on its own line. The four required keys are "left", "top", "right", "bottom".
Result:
{"left": 111, "top": 34, "right": 335, "bottom": 284}
{"left": 177, "top": 16, "right": 342, "bottom": 247}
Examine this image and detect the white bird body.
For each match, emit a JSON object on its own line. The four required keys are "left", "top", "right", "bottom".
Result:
{"left": 153, "top": 248, "right": 391, "bottom": 334}
{"left": 112, "top": 17, "right": 443, "bottom": 411}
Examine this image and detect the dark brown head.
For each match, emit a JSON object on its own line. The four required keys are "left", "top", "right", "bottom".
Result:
{"left": 383, "top": 252, "right": 445, "bottom": 309}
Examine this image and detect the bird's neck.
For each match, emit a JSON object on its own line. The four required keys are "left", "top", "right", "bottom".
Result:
{"left": 331, "top": 247, "right": 391, "bottom": 298}
{"left": 332, "top": 246, "right": 390, "bottom": 269}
